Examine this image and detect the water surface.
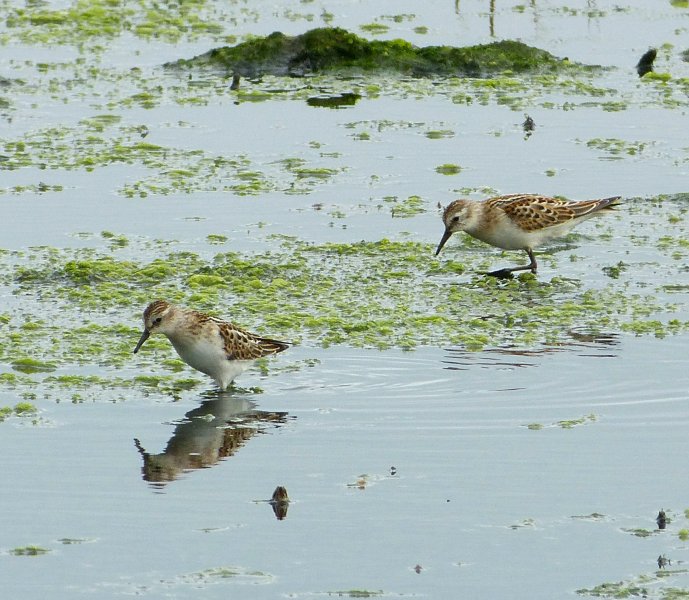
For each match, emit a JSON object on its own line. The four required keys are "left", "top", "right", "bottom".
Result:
{"left": 2, "top": 1, "right": 689, "bottom": 598}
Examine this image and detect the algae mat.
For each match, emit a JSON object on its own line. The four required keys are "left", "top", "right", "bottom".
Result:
{"left": 1, "top": 190, "right": 689, "bottom": 402}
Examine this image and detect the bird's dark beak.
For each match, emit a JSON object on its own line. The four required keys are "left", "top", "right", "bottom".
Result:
{"left": 133, "top": 329, "right": 150, "bottom": 354}
{"left": 435, "top": 229, "right": 453, "bottom": 256}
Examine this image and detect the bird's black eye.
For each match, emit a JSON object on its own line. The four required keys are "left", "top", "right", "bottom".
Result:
{"left": 452, "top": 216, "right": 460, "bottom": 222}
{"left": 153, "top": 317, "right": 162, "bottom": 325}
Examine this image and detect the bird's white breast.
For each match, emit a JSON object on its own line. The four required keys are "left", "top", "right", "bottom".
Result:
{"left": 466, "top": 215, "right": 578, "bottom": 250}
{"left": 168, "top": 333, "right": 253, "bottom": 389}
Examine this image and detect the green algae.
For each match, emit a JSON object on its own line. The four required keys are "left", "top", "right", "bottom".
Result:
{"left": 384, "top": 195, "right": 427, "bottom": 217}
{"left": 524, "top": 414, "right": 597, "bottom": 430}
{"left": 557, "top": 414, "right": 597, "bottom": 428}
{"left": 425, "top": 129, "right": 455, "bottom": 139}
{"left": 173, "top": 566, "right": 274, "bottom": 585}
{"left": 577, "top": 578, "right": 651, "bottom": 597}
{"left": 0, "top": 121, "right": 342, "bottom": 198}
{"left": 623, "top": 527, "right": 655, "bottom": 537}
{"left": 3, "top": 0, "right": 225, "bottom": 45}
{"left": 585, "top": 137, "right": 650, "bottom": 157}
{"left": 0, "top": 195, "right": 686, "bottom": 398}
{"left": 13, "top": 402, "right": 38, "bottom": 415}
{"left": 577, "top": 573, "right": 689, "bottom": 599}
{"left": 1, "top": 229, "right": 684, "bottom": 395}
{"left": 0, "top": 60, "right": 678, "bottom": 206}
{"left": 206, "top": 234, "right": 228, "bottom": 245}
{"left": 171, "top": 27, "right": 577, "bottom": 77}
{"left": 435, "top": 163, "right": 462, "bottom": 175}
{"left": 359, "top": 23, "right": 390, "bottom": 35}
{"left": 0, "top": 402, "right": 38, "bottom": 422}
{"left": 10, "top": 545, "right": 50, "bottom": 556}
{"left": 11, "top": 357, "right": 58, "bottom": 374}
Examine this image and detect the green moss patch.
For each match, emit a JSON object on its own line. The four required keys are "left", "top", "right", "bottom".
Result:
{"left": 524, "top": 414, "right": 597, "bottom": 430}
{"left": 10, "top": 545, "right": 50, "bottom": 556}
{"left": 173, "top": 566, "right": 274, "bottom": 585}
{"left": 576, "top": 573, "right": 689, "bottom": 598}
{"left": 435, "top": 163, "right": 462, "bottom": 175}
{"left": 11, "top": 357, "right": 58, "bottom": 374}
{"left": 0, "top": 121, "right": 343, "bottom": 197}
{"left": 0, "top": 402, "right": 38, "bottom": 423}
{"left": 3, "top": 0, "right": 225, "bottom": 45}
{"left": 1, "top": 231, "right": 685, "bottom": 385}
{"left": 170, "top": 27, "right": 578, "bottom": 77}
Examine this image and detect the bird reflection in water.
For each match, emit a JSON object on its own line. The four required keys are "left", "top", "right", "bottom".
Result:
{"left": 270, "top": 486, "right": 290, "bottom": 520}
{"left": 250, "top": 485, "right": 291, "bottom": 520}
{"left": 134, "top": 393, "right": 290, "bottom": 487}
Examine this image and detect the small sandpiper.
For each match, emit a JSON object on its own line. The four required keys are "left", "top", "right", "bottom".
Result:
{"left": 133, "top": 300, "right": 289, "bottom": 390}
{"left": 436, "top": 193, "right": 621, "bottom": 277}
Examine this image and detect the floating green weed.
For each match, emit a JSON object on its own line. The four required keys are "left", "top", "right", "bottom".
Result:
{"left": 3, "top": 0, "right": 225, "bottom": 45}
{"left": 584, "top": 137, "right": 650, "bottom": 157}
{"left": 576, "top": 572, "right": 689, "bottom": 598}
{"left": 623, "top": 527, "right": 655, "bottom": 537}
{"left": 384, "top": 195, "right": 427, "bottom": 217}
{"left": 425, "top": 129, "right": 455, "bottom": 139}
{"left": 175, "top": 566, "right": 274, "bottom": 585}
{"left": 571, "top": 513, "right": 606, "bottom": 520}
{"left": 524, "top": 415, "right": 597, "bottom": 430}
{"left": 1, "top": 230, "right": 684, "bottom": 400}
{"left": 13, "top": 402, "right": 37, "bottom": 415}
{"left": 0, "top": 123, "right": 342, "bottom": 197}
{"left": 206, "top": 234, "right": 228, "bottom": 245}
{"left": 557, "top": 414, "right": 597, "bottom": 429}
{"left": 11, "top": 357, "right": 57, "bottom": 374}
{"left": 360, "top": 23, "right": 390, "bottom": 35}
{"left": 602, "top": 261, "right": 628, "bottom": 279}
{"left": 0, "top": 402, "right": 38, "bottom": 423}
{"left": 576, "top": 579, "right": 650, "bottom": 597}
{"left": 10, "top": 545, "right": 50, "bottom": 556}
{"left": 435, "top": 163, "right": 462, "bottom": 175}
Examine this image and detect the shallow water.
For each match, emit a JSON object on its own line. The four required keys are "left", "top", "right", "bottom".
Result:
{"left": 2, "top": 1, "right": 689, "bottom": 598}
{"left": 3, "top": 337, "right": 689, "bottom": 598}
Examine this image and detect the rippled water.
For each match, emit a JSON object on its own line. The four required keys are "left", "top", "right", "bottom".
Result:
{"left": 4, "top": 336, "right": 688, "bottom": 598}
{"left": 3, "top": 0, "right": 689, "bottom": 598}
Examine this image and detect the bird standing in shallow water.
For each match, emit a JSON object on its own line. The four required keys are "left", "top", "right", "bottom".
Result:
{"left": 435, "top": 193, "right": 621, "bottom": 278}
{"left": 133, "top": 300, "right": 289, "bottom": 390}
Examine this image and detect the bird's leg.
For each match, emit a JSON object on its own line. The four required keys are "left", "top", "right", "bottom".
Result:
{"left": 526, "top": 249, "right": 538, "bottom": 273}
{"left": 486, "top": 249, "right": 538, "bottom": 278}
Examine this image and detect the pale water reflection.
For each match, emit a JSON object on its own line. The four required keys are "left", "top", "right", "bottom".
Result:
{"left": 443, "top": 329, "right": 620, "bottom": 369}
